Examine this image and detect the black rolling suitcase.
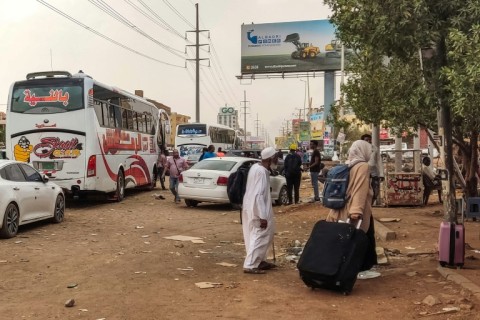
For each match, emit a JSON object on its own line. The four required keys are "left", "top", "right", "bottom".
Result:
{"left": 297, "top": 219, "right": 369, "bottom": 295}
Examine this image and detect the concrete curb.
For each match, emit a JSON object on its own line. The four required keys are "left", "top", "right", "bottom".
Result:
{"left": 375, "top": 219, "right": 397, "bottom": 241}
{"left": 437, "top": 266, "right": 480, "bottom": 302}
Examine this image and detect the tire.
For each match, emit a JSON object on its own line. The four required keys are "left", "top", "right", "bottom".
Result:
{"left": 185, "top": 199, "right": 199, "bottom": 207}
{"left": 52, "top": 194, "right": 65, "bottom": 223}
{"left": 309, "top": 51, "right": 316, "bottom": 58}
{"left": 116, "top": 170, "right": 125, "bottom": 202}
{"left": 301, "top": 52, "right": 307, "bottom": 59}
{"left": 276, "top": 186, "right": 289, "bottom": 206}
{"left": 0, "top": 203, "right": 19, "bottom": 239}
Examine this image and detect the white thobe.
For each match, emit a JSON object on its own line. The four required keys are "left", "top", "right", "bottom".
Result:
{"left": 242, "top": 163, "right": 275, "bottom": 269}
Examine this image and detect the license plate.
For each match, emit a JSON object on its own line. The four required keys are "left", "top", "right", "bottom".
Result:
{"left": 193, "top": 178, "right": 204, "bottom": 184}
{"left": 40, "top": 162, "right": 55, "bottom": 170}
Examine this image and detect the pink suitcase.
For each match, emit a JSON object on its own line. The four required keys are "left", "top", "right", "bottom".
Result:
{"left": 438, "top": 221, "right": 465, "bottom": 267}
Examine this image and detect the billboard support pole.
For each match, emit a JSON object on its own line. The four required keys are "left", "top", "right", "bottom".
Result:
{"left": 240, "top": 90, "right": 250, "bottom": 149}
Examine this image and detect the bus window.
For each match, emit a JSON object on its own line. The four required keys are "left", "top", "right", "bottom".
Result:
{"left": 126, "top": 110, "right": 133, "bottom": 130}
{"left": 122, "top": 108, "right": 128, "bottom": 129}
{"left": 94, "top": 100, "right": 104, "bottom": 125}
{"left": 133, "top": 112, "right": 139, "bottom": 131}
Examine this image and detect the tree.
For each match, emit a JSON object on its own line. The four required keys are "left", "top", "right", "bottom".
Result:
{"left": 324, "top": 0, "right": 480, "bottom": 219}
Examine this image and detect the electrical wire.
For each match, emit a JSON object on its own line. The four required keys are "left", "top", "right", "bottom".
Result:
{"left": 87, "top": 0, "right": 185, "bottom": 58}
{"left": 137, "top": 0, "right": 187, "bottom": 40}
{"left": 123, "top": 0, "right": 190, "bottom": 42}
{"left": 36, "top": 0, "right": 185, "bottom": 68}
{"left": 162, "top": 0, "right": 194, "bottom": 28}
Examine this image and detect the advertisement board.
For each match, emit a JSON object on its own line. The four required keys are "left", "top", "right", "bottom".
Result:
{"left": 310, "top": 112, "right": 324, "bottom": 140}
{"left": 241, "top": 20, "right": 349, "bottom": 74}
{"left": 299, "top": 121, "right": 311, "bottom": 141}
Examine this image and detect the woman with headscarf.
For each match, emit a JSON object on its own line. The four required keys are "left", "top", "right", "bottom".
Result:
{"left": 326, "top": 139, "right": 377, "bottom": 270}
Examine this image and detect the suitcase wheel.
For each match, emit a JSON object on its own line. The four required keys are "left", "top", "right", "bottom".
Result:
{"left": 439, "top": 261, "right": 446, "bottom": 267}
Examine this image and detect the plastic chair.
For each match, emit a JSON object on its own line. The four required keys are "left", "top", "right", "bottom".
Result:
{"left": 466, "top": 197, "right": 480, "bottom": 221}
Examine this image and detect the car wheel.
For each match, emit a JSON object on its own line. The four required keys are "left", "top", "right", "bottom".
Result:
{"left": 52, "top": 194, "right": 65, "bottom": 223}
{"left": 0, "top": 203, "right": 19, "bottom": 239}
{"left": 116, "top": 170, "right": 125, "bottom": 202}
{"left": 276, "top": 186, "right": 289, "bottom": 206}
{"left": 185, "top": 199, "right": 199, "bottom": 207}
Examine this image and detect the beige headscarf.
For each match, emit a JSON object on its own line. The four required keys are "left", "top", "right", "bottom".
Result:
{"left": 347, "top": 140, "right": 372, "bottom": 167}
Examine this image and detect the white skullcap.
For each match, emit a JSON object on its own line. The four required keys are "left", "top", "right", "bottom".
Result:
{"left": 261, "top": 147, "right": 276, "bottom": 160}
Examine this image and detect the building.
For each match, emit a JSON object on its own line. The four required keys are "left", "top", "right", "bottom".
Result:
{"left": 217, "top": 106, "right": 239, "bottom": 130}
{"left": 170, "top": 112, "right": 191, "bottom": 147}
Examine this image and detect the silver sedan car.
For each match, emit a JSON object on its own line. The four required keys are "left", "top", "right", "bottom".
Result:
{"left": 178, "top": 157, "right": 288, "bottom": 207}
{"left": 0, "top": 160, "right": 65, "bottom": 238}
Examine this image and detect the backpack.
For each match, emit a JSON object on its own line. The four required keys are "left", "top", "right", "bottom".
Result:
{"left": 284, "top": 153, "right": 302, "bottom": 176}
{"left": 227, "top": 166, "right": 251, "bottom": 205}
{"left": 322, "top": 164, "right": 357, "bottom": 209}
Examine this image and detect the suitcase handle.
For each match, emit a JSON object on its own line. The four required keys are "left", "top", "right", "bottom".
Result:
{"left": 346, "top": 217, "right": 363, "bottom": 229}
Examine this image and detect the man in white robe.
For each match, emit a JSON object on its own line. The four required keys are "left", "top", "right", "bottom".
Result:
{"left": 242, "top": 147, "right": 277, "bottom": 274}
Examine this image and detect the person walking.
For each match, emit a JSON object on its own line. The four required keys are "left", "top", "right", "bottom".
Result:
{"left": 326, "top": 140, "right": 378, "bottom": 271}
{"left": 242, "top": 146, "right": 278, "bottom": 274}
{"left": 164, "top": 149, "right": 188, "bottom": 203}
{"left": 284, "top": 144, "right": 303, "bottom": 205}
{"left": 198, "top": 147, "right": 208, "bottom": 161}
{"left": 361, "top": 134, "right": 380, "bottom": 205}
{"left": 157, "top": 148, "right": 168, "bottom": 190}
{"left": 202, "top": 145, "right": 217, "bottom": 160}
{"left": 308, "top": 140, "right": 322, "bottom": 202}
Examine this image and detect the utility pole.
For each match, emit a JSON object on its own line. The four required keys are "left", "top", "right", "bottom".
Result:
{"left": 254, "top": 113, "right": 261, "bottom": 137}
{"left": 240, "top": 90, "right": 250, "bottom": 149}
{"left": 186, "top": 4, "right": 209, "bottom": 123}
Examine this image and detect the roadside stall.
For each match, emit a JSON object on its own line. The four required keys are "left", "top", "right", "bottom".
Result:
{"left": 381, "top": 149, "right": 424, "bottom": 206}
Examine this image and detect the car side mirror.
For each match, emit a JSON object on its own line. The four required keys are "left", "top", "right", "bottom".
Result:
{"left": 42, "top": 174, "right": 49, "bottom": 183}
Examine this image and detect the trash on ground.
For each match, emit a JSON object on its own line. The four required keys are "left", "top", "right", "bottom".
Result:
{"left": 163, "top": 235, "right": 203, "bottom": 242}
{"left": 195, "top": 282, "right": 223, "bottom": 289}
{"left": 177, "top": 267, "right": 194, "bottom": 271}
{"left": 357, "top": 270, "right": 381, "bottom": 279}
{"left": 378, "top": 218, "right": 401, "bottom": 222}
{"left": 216, "top": 262, "right": 237, "bottom": 267}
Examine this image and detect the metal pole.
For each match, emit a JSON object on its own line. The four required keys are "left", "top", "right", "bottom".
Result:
{"left": 244, "top": 90, "right": 247, "bottom": 147}
{"left": 195, "top": 3, "right": 200, "bottom": 123}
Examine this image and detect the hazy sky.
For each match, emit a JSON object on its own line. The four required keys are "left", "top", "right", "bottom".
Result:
{"left": 0, "top": 0, "right": 336, "bottom": 143}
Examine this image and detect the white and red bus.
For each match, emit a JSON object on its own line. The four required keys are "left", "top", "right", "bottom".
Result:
{"left": 6, "top": 71, "right": 171, "bottom": 201}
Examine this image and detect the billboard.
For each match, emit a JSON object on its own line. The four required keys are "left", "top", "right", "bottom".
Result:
{"left": 310, "top": 112, "right": 324, "bottom": 140}
{"left": 299, "top": 121, "right": 311, "bottom": 141}
{"left": 241, "top": 20, "right": 348, "bottom": 74}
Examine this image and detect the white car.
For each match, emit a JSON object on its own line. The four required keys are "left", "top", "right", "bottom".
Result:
{"left": 178, "top": 157, "right": 288, "bottom": 207}
{"left": 0, "top": 160, "right": 65, "bottom": 239}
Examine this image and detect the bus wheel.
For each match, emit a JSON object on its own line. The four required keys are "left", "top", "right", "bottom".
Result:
{"left": 116, "top": 170, "right": 125, "bottom": 202}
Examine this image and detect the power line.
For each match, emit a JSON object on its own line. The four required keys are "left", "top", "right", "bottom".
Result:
{"left": 123, "top": 0, "right": 190, "bottom": 41}
{"left": 137, "top": 0, "right": 186, "bottom": 40}
{"left": 87, "top": 0, "right": 185, "bottom": 58}
{"left": 162, "top": 0, "right": 195, "bottom": 28}
{"left": 36, "top": 0, "right": 185, "bottom": 68}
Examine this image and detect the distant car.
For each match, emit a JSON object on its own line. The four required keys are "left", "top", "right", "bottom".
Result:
{"left": 0, "top": 160, "right": 65, "bottom": 238}
{"left": 178, "top": 157, "right": 288, "bottom": 207}
{"left": 185, "top": 154, "right": 201, "bottom": 167}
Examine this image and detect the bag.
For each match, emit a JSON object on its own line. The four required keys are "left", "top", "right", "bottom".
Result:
{"left": 227, "top": 166, "right": 251, "bottom": 205}
{"left": 322, "top": 164, "right": 352, "bottom": 209}
{"left": 297, "top": 219, "right": 369, "bottom": 295}
{"left": 438, "top": 221, "right": 465, "bottom": 267}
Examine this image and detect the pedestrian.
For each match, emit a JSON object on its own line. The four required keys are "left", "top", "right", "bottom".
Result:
{"left": 217, "top": 147, "right": 225, "bottom": 157}
{"left": 202, "top": 145, "right": 217, "bottom": 160}
{"left": 198, "top": 147, "right": 208, "bottom": 161}
{"left": 164, "top": 149, "right": 189, "bottom": 203}
{"left": 422, "top": 156, "right": 443, "bottom": 204}
{"left": 307, "top": 140, "right": 322, "bottom": 202}
{"left": 157, "top": 148, "right": 168, "bottom": 190}
{"left": 326, "top": 140, "right": 378, "bottom": 271}
{"left": 284, "top": 143, "right": 303, "bottom": 205}
{"left": 242, "top": 146, "right": 278, "bottom": 274}
{"left": 361, "top": 134, "right": 380, "bottom": 205}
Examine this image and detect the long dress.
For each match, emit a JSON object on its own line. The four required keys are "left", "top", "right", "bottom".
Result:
{"left": 242, "top": 163, "right": 275, "bottom": 269}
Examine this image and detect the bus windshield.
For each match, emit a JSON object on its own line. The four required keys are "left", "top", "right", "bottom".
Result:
{"left": 11, "top": 78, "right": 84, "bottom": 114}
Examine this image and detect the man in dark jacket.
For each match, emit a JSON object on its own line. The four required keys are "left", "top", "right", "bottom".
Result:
{"left": 284, "top": 144, "right": 303, "bottom": 205}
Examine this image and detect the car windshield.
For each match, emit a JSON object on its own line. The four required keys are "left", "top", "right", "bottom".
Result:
{"left": 191, "top": 160, "right": 237, "bottom": 171}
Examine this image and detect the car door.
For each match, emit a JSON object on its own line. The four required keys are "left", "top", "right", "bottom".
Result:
{"left": 19, "top": 163, "right": 53, "bottom": 218}
{"left": 3, "top": 164, "right": 35, "bottom": 223}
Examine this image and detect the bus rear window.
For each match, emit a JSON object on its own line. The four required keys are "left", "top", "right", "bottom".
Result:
{"left": 177, "top": 124, "right": 207, "bottom": 136}
{"left": 11, "top": 82, "right": 84, "bottom": 114}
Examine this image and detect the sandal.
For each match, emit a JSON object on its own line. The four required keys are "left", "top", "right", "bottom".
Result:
{"left": 258, "top": 261, "right": 277, "bottom": 270}
{"left": 243, "top": 268, "right": 266, "bottom": 274}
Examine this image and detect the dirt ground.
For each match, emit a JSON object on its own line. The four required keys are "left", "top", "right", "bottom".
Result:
{"left": 2, "top": 176, "right": 480, "bottom": 320}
